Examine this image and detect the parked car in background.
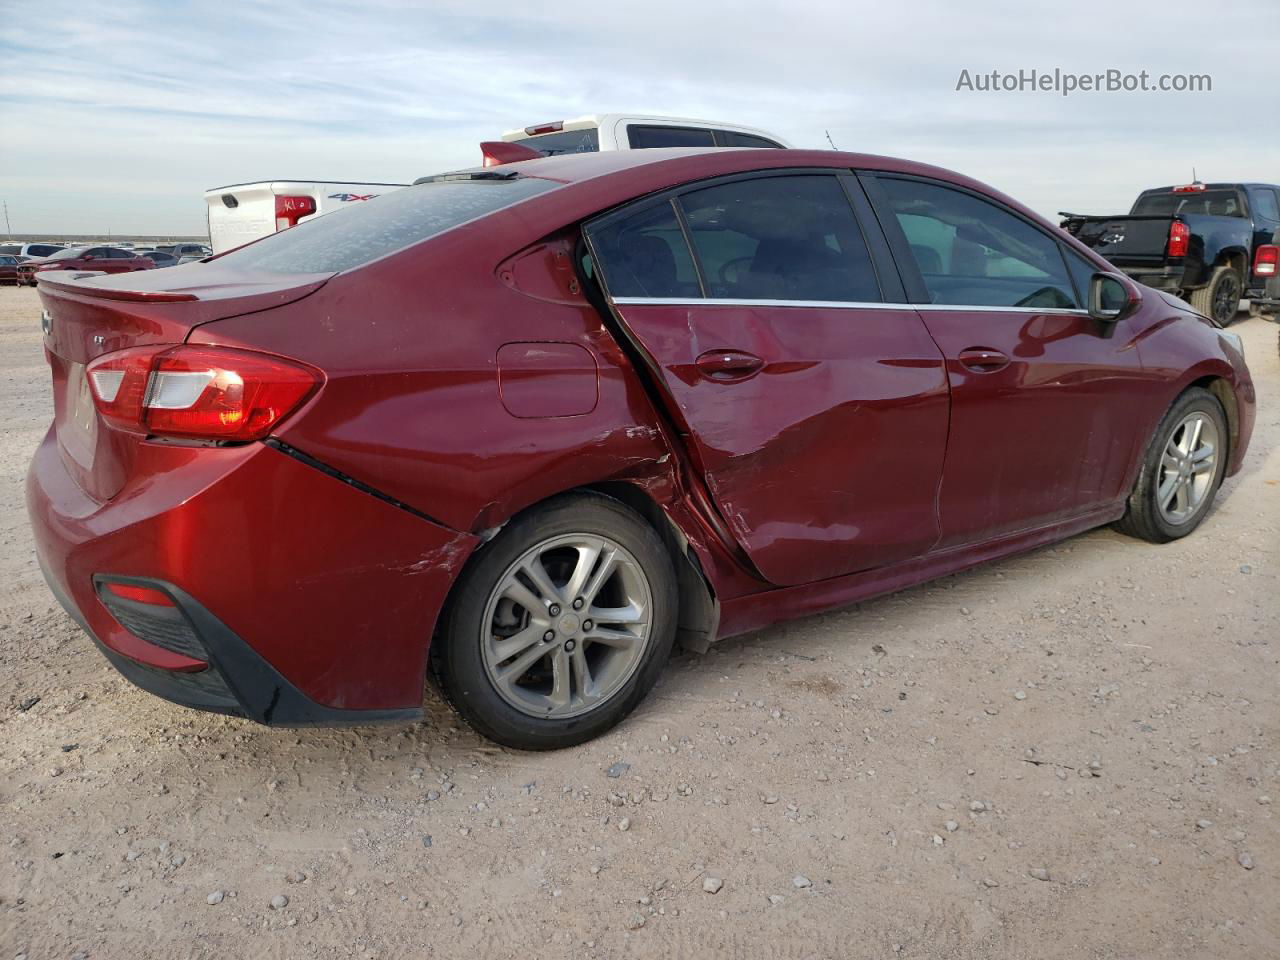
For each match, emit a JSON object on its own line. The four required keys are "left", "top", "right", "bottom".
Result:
{"left": 0, "top": 254, "right": 22, "bottom": 284}
{"left": 27, "top": 148, "right": 1255, "bottom": 750}
{"left": 143, "top": 251, "right": 179, "bottom": 268}
{"left": 501, "top": 114, "right": 789, "bottom": 155}
{"left": 0, "top": 242, "right": 66, "bottom": 259}
{"left": 18, "top": 246, "right": 156, "bottom": 285}
{"left": 155, "top": 243, "right": 211, "bottom": 258}
{"left": 175, "top": 254, "right": 207, "bottom": 265}
{"left": 1061, "top": 182, "right": 1280, "bottom": 324}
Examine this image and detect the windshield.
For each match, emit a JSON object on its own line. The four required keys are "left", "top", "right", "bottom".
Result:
{"left": 1132, "top": 190, "right": 1244, "bottom": 217}
{"left": 509, "top": 127, "right": 600, "bottom": 157}
{"left": 214, "top": 176, "right": 560, "bottom": 274}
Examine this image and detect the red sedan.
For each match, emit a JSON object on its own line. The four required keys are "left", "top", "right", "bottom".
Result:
{"left": 26, "top": 148, "right": 1255, "bottom": 749}
{"left": 18, "top": 245, "right": 155, "bottom": 285}
{"left": 0, "top": 254, "right": 24, "bottom": 284}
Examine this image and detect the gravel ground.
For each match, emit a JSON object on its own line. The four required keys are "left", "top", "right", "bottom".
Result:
{"left": 1, "top": 284, "right": 1276, "bottom": 960}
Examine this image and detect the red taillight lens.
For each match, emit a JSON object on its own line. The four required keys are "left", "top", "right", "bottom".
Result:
{"left": 87, "top": 346, "right": 159, "bottom": 431}
{"left": 274, "top": 194, "right": 316, "bottom": 231}
{"left": 103, "top": 582, "right": 174, "bottom": 606}
{"left": 1254, "top": 244, "right": 1278, "bottom": 277}
{"left": 1167, "top": 221, "right": 1191, "bottom": 259}
{"left": 86, "top": 345, "right": 322, "bottom": 441}
{"left": 1172, "top": 183, "right": 1206, "bottom": 193}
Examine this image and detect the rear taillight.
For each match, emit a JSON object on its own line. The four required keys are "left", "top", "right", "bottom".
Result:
{"left": 274, "top": 195, "right": 316, "bottom": 231}
{"left": 1167, "top": 221, "right": 1191, "bottom": 259}
{"left": 1172, "top": 183, "right": 1206, "bottom": 194}
{"left": 1254, "top": 244, "right": 1278, "bottom": 277}
{"left": 86, "top": 344, "right": 322, "bottom": 441}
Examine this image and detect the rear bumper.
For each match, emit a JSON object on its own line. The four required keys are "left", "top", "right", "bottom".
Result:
{"left": 1123, "top": 266, "right": 1188, "bottom": 294}
{"left": 26, "top": 427, "right": 478, "bottom": 723}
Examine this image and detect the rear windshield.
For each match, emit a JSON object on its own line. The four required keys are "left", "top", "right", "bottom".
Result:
{"left": 509, "top": 128, "right": 600, "bottom": 156}
{"left": 0, "top": 245, "right": 18, "bottom": 256}
{"left": 214, "top": 176, "right": 559, "bottom": 274}
{"left": 1131, "top": 190, "right": 1244, "bottom": 217}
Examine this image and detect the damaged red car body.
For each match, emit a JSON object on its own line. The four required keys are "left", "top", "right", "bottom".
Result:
{"left": 27, "top": 148, "right": 1255, "bottom": 749}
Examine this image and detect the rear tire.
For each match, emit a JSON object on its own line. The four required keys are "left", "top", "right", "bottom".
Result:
{"left": 1189, "top": 266, "right": 1243, "bottom": 326}
{"left": 432, "top": 492, "right": 677, "bottom": 750}
{"left": 1114, "top": 387, "right": 1228, "bottom": 543}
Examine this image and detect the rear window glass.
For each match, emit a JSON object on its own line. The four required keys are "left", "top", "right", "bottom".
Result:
{"left": 510, "top": 128, "right": 600, "bottom": 156}
{"left": 28, "top": 245, "right": 64, "bottom": 257}
{"left": 0, "top": 245, "right": 18, "bottom": 256}
{"left": 214, "top": 176, "right": 559, "bottom": 274}
{"left": 627, "top": 125, "right": 716, "bottom": 149}
{"left": 1131, "top": 190, "right": 1244, "bottom": 217}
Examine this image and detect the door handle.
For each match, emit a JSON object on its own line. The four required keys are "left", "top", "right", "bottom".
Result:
{"left": 695, "top": 349, "right": 765, "bottom": 380}
{"left": 957, "top": 347, "right": 1010, "bottom": 372}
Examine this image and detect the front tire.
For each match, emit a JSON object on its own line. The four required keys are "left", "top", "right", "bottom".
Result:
{"left": 1115, "top": 387, "right": 1228, "bottom": 543}
{"left": 432, "top": 492, "right": 677, "bottom": 750}
{"left": 1189, "top": 266, "right": 1243, "bottom": 326}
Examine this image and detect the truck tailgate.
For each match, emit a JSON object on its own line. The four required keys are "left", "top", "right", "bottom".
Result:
{"left": 1068, "top": 215, "right": 1172, "bottom": 262}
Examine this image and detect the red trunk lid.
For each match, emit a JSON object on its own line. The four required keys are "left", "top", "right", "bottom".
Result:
{"left": 38, "top": 265, "right": 332, "bottom": 502}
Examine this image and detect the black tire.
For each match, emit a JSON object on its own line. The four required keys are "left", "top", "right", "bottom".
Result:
{"left": 1114, "top": 387, "right": 1228, "bottom": 543}
{"left": 1189, "top": 265, "right": 1243, "bottom": 326}
{"left": 431, "top": 491, "right": 677, "bottom": 750}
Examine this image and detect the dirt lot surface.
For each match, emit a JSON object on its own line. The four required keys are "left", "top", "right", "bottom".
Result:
{"left": 1, "top": 283, "right": 1276, "bottom": 959}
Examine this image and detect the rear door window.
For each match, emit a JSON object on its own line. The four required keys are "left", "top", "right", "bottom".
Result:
{"left": 1249, "top": 187, "right": 1280, "bottom": 223}
{"left": 875, "top": 178, "right": 1080, "bottom": 309}
{"left": 679, "top": 175, "right": 881, "bottom": 302}
{"left": 28, "top": 245, "right": 63, "bottom": 257}
{"left": 626, "top": 125, "right": 716, "bottom": 149}
{"left": 587, "top": 202, "right": 700, "bottom": 298}
{"left": 213, "top": 176, "right": 560, "bottom": 274}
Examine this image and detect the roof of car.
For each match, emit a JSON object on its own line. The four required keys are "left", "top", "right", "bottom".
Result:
{"left": 471, "top": 147, "right": 1030, "bottom": 222}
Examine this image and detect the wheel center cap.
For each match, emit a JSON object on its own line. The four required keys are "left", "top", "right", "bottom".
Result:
{"left": 558, "top": 613, "right": 581, "bottom": 635}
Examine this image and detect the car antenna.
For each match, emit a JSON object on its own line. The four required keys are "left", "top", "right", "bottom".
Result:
{"left": 825, "top": 130, "right": 839, "bottom": 150}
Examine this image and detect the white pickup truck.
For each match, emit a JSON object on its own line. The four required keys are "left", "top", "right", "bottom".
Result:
{"left": 204, "top": 115, "right": 790, "bottom": 253}
{"left": 205, "top": 180, "right": 407, "bottom": 254}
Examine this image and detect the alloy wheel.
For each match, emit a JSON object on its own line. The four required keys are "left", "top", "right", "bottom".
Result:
{"left": 1213, "top": 273, "right": 1240, "bottom": 324}
{"left": 1156, "top": 411, "right": 1219, "bottom": 525}
{"left": 480, "top": 533, "right": 653, "bottom": 719}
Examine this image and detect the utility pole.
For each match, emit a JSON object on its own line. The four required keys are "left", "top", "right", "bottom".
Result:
{"left": 2, "top": 201, "right": 11, "bottom": 240}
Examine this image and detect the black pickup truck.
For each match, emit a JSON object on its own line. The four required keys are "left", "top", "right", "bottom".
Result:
{"left": 1060, "top": 182, "right": 1280, "bottom": 325}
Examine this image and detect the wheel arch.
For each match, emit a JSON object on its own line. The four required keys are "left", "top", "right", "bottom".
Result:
{"left": 441, "top": 480, "right": 722, "bottom": 660}
{"left": 582, "top": 481, "right": 720, "bottom": 654}
{"left": 1189, "top": 374, "right": 1238, "bottom": 467}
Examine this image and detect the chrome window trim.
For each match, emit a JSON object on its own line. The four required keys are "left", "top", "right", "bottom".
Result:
{"left": 611, "top": 296, "right": 1089, "bottom": 316}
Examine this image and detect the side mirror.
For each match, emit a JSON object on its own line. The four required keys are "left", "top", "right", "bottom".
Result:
{"left": 1088, "top": 272, "right": 1137, "bottom": 325}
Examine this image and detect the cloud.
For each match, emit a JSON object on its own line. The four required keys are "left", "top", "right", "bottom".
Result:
{"left": 0, "top": 0, "right": 1276, "bottom": 234}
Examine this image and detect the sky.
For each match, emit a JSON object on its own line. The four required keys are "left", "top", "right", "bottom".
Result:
{"left": 1, "top": 0, "right": 1276, "bottom": 237}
